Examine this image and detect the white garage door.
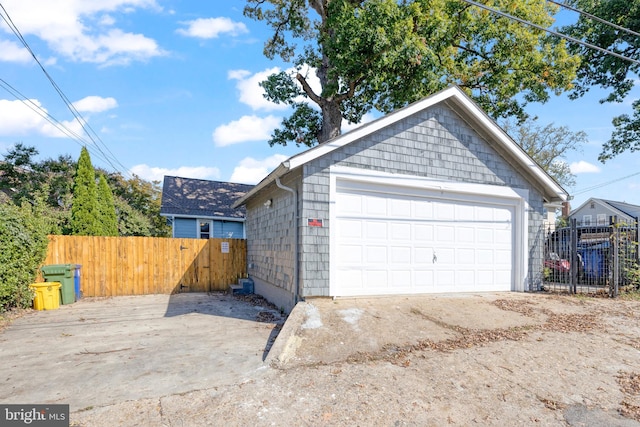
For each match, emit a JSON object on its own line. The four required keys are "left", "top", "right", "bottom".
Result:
{"left": 333, "top": 180, "right": 515, "bottom": 296}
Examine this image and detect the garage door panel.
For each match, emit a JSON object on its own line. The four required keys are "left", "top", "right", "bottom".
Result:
{"left": 456, "top": 204, "right": 475, "bottom": 221}
{"left": 437, "top": 226, "right": 455, "bottom": 242}
{"left": 390, "top": 198, "right": 412, "bottom": 217}
{"left": 337, "top": 244, "right": 362, "bottom": 263}
{"left": 365, "top": 246, "right": 387, "bottom": 264}
{"left": 414, "top": 224, "right": 434, "bottom": 241}
{"left": 476, "top": 228, "right": 494, "bottom": 244}
{"left": 476, "top": 249, "right": 494, "bottom": 264}
{"left": 414, "top": 270, "right": 434, "bottom": 287}
{"left": 365, "top": 270, "right": 388, "bottom": 287}
{"left": 364, "top": 196, "right": 387, "bottom": 216}
{"left": 336, "top": 269, "right": 363, "bottom": 289}
{"left": 495, "top": 249, "right": 511, "bottom": 263}
{"left": 436, "top": 248, "right": 455, "bottom": 264}
{"left": 366, "top": 221, "right": 387, "bottom": 240}
{"left": 391, "top": 222, "right": 411, "bottom": 240}
{"left": 391, "top": 270, "right": 411, "bottom": 286}
{"left": 414, "top": 200, "right": 433, "bottom": 219}
{"left": 495, "top": 229, "right": 512, "bottom": 244}
{"left": 456, "top": 269, "right": 475, "bottom": 284}
{"left": 457, "top": 248, "right": 475, "bottom": 264}
{"left": 390, "top": 246, "right": 411, "bottom": 263}
{"left": 338, "top": 193, "right": 363, "bottom": 214}
{"left": 436, "top": 203, "right": 455, "bottom": 220}
{"left": 333, "top": 180, "right": 515, "bottom": 296}
{"left": 339, "top": 219, "right": 362, "bottom": 238}
{"left": 414, "top": 247, "right": 432, "bottom": 264}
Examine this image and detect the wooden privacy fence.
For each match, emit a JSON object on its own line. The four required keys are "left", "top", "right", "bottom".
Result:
{"left": 43, "top": 235, "right": 246, "bottom": 297}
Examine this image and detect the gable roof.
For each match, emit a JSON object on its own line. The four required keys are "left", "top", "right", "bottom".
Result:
{"left": 234, "top": 86, "right": 568, "bottom": 208}
{"left": 160, "top": 176, "right": 253, "bottom": 219}
{"left": 571, "top": 197, "right": 640, "bottom": 220}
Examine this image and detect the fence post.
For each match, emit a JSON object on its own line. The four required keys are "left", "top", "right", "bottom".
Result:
{"left": 570, "top": 218, "right": 578, "bottom": 294}
{"left": 611, "top": 216, "right": 619, "bottom": 298}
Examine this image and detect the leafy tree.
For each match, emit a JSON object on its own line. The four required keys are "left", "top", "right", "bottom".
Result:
{"left": 0, "top": 195, "right": 52, "bottom": 311}
{"left": 96, "top": 175, "right": 118, "bottom": 236}
{"left": 1, "top": 144, "right": 169, "bottom": 237}
{"left": 113, "top": 196, "right": 155, "bottom": 236}
{"left": 0, "top": 143, "right": 43, "bottom": 205}
{"left": 501, "top": 117, "right": 587, "bottom": 188}
{"left": 70, "top": 147, "right": 100, "bottom": 236}
{"left": 245, "top": 0, "right": 580, "bottom": 146}
{"left": 40, "top": 154, "right": 76, "bottom": 211}
{"left": 107, "top": 173, "right": 170, "bottom": 237}
{"left": 563, "top": 0, "right": 640, "bottom": 161}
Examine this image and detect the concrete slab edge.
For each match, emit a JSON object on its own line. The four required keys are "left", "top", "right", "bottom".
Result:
{"left": 264, "top": 301, "right": 309, "bottom": 368}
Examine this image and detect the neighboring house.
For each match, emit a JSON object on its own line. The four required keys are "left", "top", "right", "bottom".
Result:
{"left": 234, "top": 86, "right": 568, "bottom": 313}
{"left": 160, "top": 176, "right": 253, "bottom": 239}
{"left": 569, "top": 198, "right": 640, "bottom": 226}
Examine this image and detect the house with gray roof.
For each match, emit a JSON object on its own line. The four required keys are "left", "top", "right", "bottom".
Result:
{"left": 160, "top": 176, "right": 253, "bottom": 239}
{"left": 569, "top": 197, "right": 640, "bottom": 226}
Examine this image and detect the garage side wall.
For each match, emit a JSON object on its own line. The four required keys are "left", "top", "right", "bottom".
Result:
{"left": 300, "top": 104, "right": 546, "bottom": 297}
{"left": 245, "top": 171, "right": 302, "bottom": 313}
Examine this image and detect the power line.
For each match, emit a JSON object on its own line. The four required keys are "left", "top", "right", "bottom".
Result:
{"left": 0, "top": 78, "right": 121, "bottom": 167}
{"left": 0, "top": 2, "right": 131, "bottom": 178}
{"left": 459, "top": 0, "right": 640, "bottom": 66}
{"left": 573, "top": 170, "right": 640, "bottom": 195}
{"left": 547, "top": 0, "right": 640, "bottom": 39}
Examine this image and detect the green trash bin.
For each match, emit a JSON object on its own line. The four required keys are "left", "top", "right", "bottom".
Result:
{"left": 41, "top": 264, "right": 77, "bottom": 305}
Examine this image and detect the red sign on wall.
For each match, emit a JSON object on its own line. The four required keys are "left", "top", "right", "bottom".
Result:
{"left": 308, "top": 218, "right": 323, "bottom": 227}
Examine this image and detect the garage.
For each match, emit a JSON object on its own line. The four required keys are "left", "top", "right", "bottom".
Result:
{"left": 330, "top": 172, "right": 523, "bottom": 296}
{"left": 234, "top": 86, "right": 567, "bottom": 313}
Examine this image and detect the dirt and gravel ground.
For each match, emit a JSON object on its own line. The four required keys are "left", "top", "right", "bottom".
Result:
{"left": 64, "top": 292, "right": 640, "bottom": 427}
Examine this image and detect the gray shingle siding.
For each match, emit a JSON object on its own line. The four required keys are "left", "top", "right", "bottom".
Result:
{"left": 245, "top": 171, "right": 302, "bottom": 310}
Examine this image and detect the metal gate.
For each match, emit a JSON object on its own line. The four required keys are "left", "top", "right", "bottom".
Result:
{"left": 543, "top": 217, "right": 639, "bottom": 296}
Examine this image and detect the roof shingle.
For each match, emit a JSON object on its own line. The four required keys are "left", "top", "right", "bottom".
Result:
{"left": 160, "top": 176, "right": 253, "bottom": 219}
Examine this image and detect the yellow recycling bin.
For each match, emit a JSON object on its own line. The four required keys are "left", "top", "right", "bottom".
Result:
{"left": 30, "top": 282, "right": 61, "bottom": 310}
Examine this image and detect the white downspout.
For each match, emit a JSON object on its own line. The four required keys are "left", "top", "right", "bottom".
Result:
{"left": 275, "top": 177, "right": 300, "bottom": 305}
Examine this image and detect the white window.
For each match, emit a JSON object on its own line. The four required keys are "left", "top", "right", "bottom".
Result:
{"left": 597, "top": 214, "right": 607, "bottom": 225}
{"left": 199, "top": 220, "right": 211, "bottom": 239}
{"left": 582, "top": 215, "right": 592, "bottom": 226}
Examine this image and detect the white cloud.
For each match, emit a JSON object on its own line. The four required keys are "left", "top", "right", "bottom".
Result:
{"left": 228, "top": 65, "right": 322, "bottom": 112}
{"left": 342, "top": 112, "right": 378, "bottom": 133}
{"left": 0, "top": 39, "right": 31, "bottom": 63}
{"left": 177, "top": 17, "right": 248, "bottom": 39}
{"left": 0, "top": 98, "right": 83, "bottom": 138}
{"left": 129, "top": 164, "right": 221, "bottom": 182}
{"left": 0, "top": 0, "right": 165, "bottom": 65}
{"left": 212, "top": 115, "right": 281, "bottom": 147}
{"left": 72, "top": 96, "right": 118, "bottom": 113}
{"left": 570, "top": 161, "right": 601, "bottom": 174}
{"left": 230, "top": 154, "right": 289, "bottom": 184}
{"left": 228, "top": 67, "right": 286, "bottom": 111}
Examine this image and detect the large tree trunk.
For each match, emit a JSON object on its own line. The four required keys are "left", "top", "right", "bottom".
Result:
{"left": 315, "top": 47, "right": 342, "bottom": 143}
{"left": 319, "top": 100, "right": 342, "bottom": 143}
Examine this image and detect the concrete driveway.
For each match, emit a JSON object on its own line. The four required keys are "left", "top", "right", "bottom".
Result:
{"left": 0, "top": 293, "right": 284, "bottom": 411}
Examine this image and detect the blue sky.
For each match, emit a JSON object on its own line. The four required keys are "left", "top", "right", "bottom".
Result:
{"left": 0, "top": 0, "right": 638, "bottom": 212}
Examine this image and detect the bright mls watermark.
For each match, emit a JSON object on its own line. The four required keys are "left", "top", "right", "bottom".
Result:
{"left": 1, "top": 405, "right": 69, "bottom": 426}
